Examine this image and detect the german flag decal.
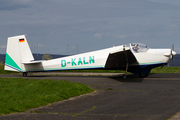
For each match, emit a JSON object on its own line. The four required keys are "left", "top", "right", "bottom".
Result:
{"left": 19, "top": 39, "right": 25, "bottom": 43}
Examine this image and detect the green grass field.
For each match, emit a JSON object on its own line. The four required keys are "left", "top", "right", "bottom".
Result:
{"left": 0, "top": 78, "right": 93, "bottom": 116}
{"left": 0, "top": 64, "right": 18, "bottom": 74}
{"left": 151, "top": 67, "right": 180, "bottom": 73}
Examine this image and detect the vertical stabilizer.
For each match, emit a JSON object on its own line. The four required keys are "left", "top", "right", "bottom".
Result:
{"left": 5, "top": 35, "right": 34, "bottom": 72}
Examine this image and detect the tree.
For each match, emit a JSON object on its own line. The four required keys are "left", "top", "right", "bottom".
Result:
{"left": 42, "top": 53, "right": 52, "bottom": 60}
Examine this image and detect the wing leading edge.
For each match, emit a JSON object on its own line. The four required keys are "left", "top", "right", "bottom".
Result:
{"left": 105, "top": 48, "right": 137, "bottom": 69}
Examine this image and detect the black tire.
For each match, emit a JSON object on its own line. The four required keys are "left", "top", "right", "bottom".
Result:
{"left": 122, "top": 74, "right": 127, "bottom": 79}
{"left": 138, "top": 73, "right": 148, "bottom": 78}
{"left": 23, "top": 72, "right": 27, "bottom": 77}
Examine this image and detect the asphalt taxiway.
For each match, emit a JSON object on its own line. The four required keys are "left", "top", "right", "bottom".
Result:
{"left": 0, "top": 73, "right": 180, "bottom": 120}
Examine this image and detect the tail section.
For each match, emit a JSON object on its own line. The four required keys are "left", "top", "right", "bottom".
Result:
{"left": 5, "top": 35, "right": 34, "bottom": 72}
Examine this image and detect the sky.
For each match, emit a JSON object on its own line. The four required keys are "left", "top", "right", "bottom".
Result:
{"left": 0, "top": 0, "right": 180, "bottom": 55}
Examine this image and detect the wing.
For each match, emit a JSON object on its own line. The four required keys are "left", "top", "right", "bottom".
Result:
{"left": 105, "top": 48, "right": 137, "bottom": 69}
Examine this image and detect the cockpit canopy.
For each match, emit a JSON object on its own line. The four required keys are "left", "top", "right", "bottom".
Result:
{"left": 123, "top": 43, "right": 149, "bottom": 53}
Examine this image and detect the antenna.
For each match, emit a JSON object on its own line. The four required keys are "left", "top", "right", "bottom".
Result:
{"left": 77, "top": 45, "right": 78, "bottom": 54}
{"left": 67, "top": 45, "right": 69, "bottom": 55}
{"left": 37, "top": 44, "right": 38, "bottom": 56}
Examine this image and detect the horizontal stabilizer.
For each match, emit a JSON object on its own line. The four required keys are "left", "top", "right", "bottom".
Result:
{"left": 22, "top": 60, "right": 45, "bottom": 64}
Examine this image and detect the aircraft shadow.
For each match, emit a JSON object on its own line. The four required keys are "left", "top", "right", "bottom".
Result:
{"left": 25, "top": 73, "right": 145, "bottom": 82}
{"left": 109, "top": 74, "right": 144, "bottom": 82}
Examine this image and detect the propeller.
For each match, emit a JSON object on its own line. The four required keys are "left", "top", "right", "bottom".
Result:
{"left": 170, "top": 44, "right": 175, "bottom": 66}
{"left": 164, "top": 44, "right": 176, "bottom": 66}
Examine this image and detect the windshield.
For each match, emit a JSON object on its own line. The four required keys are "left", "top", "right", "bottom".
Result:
{"left": 123, "top": 44, "right": 130, "bottom": 48}
{"left": 130, "top": 43, "right": 149, "bottom": 53}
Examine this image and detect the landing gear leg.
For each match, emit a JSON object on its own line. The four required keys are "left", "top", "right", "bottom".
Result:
{"left": 122, "top": 51, "right": 129, "bottom": 80}
{"left": 122, "top": 62, "right": 128, "bottom": 80}
{"left": 22, "top": 72, "right": 27, "bottom": 77}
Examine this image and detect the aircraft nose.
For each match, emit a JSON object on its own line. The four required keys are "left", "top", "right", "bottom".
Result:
{"left": 164, "top": 50, "right": 176, "bottom": 57}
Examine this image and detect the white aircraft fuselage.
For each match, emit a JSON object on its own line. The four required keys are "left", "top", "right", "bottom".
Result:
{"left": 4, "top": 35, "right": 176, "bottom": 78}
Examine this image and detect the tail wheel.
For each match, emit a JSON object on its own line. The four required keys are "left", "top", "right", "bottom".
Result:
{"left": 23, "top": 72, "right": 27, "bottom": 77}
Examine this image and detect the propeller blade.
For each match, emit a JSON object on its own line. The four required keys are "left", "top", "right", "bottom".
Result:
{"left": 172, "top": 44, "right": 174, "bottom": 66}
{"left": 172, "top": 44, "right": 174, "bottom": 51}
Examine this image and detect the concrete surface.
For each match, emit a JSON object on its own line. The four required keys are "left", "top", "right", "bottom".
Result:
{"left": 0, "top": 73, "right": 180, "bottom": 120}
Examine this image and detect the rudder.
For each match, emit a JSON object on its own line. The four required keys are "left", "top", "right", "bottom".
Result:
{"left": 5, "top": 35, "right": 34, "bottom": 72}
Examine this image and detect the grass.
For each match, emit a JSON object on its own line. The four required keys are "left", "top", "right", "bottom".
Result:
{"left": 0, "top": 64, "right": 18, "bottom": 74}
{"left": 151, "top": 67, "right": 180, "bottom": 73}
{"left": 0, "top": 78, "right": 94, "bottom": 116}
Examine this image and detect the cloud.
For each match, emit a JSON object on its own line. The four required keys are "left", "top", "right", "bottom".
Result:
{"left": 0, "top": 0, "right": 180, "bottom": 54}
{"left": 94, "top": 33, "right": 102, "bottom": 39}
{"left": 118, "top": 35, "right": 126, "bottom": 39}
{"left": 0, "top": 0, "right": 31, "bottom": 11}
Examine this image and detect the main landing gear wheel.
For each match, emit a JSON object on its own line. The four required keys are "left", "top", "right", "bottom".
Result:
{"left": 22, "top": 72, "right": 27, "bottom": 77}
{"left": 138, "top": 73, "right": 148, "bottom": 78}
{"left": 122, "top": 74, "right": 127, "bottom": 80}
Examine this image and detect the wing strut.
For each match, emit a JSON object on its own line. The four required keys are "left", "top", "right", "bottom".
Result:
{"left": 123, "top": 47, "right": 129, "bottom": 79}
{"left": 105, "top": 46, "right": 137, "bottom": 79}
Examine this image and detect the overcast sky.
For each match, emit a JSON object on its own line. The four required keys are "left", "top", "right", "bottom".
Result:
{"left": 0, "top": 0, "right": 180, "bottom": 55}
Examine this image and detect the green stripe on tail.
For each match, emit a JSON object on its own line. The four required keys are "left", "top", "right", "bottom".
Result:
{"left": 5, "top": 53, "right": 22, "bottom": 71}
